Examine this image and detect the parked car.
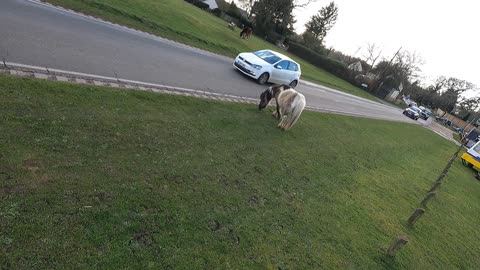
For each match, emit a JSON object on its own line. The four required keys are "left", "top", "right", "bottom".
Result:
{"left": 233, "top": 49, "right": 301, "bottom": 87}
{"left": 437, "top": 118, "right": 453, "bottom": 126}
{"left": 403, "top": 106, "right": 421, "bottom": 120}
{"left": 419, "top": 108, "right": 432, "bottom": 120}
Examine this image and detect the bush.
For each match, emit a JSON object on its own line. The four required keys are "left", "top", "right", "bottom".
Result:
{"left": 288, "top": 42, "right": 350, "bottom": 80}
{"left": 225, "top": 9, "right": 241, "bottom": 19}
{"left": 265, "top": 31, "right": 283, "bottom": 44}
{"left": 212, "top": 8, "right": 222, "bottom": 17}
{"left": 239, "top": 16, "right": 252, "bottom": 28}
{"left": 192, "top": 0, "right": 209, "bottom": 9}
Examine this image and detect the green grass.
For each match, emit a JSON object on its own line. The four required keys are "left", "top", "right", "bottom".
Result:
{"left": 1, "top": 75, "right": 480, "bottom": 269}
{"left": 453, "top": 133, "right": 461, "bottom": 142}
{"left": 43, "top": 0, "right": 377, "bottom": 101}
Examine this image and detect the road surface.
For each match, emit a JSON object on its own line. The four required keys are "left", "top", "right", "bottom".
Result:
{"left": 0, "top": 0, "right": 414, "bottom": 123}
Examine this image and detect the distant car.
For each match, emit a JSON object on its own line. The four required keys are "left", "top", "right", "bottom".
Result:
{"left": 419, "top": 108, "right": 432, "bottom": 120}
{"left": 437, "top": 118, "right": 453, "bottom": 126}
{"left": 233, "top": 49, "right": 301, "bottom": 87}
{"left": 403, "top": 106, "right": 421, "bottom": 120}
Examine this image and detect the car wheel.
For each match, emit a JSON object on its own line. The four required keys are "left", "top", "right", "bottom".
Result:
{"left": 289, "top": 80, "right": 298, "bottom": 88}
{"left": 257, "top": 73, "right": 269, "bottom": 85}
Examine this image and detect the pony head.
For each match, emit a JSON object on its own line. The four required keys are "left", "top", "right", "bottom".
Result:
{"left": 258, "top": 87, "right": 273, "bottom": 110}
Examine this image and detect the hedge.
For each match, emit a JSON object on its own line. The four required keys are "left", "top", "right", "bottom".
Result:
{"left": 287, "top": 42, "right": 350, "bottom": 81}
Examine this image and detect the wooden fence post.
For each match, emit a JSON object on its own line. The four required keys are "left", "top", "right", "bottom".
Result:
{"left": 428, "top": 181, "right": 442, "bottom": 193}
{"left": 407, "top": 208, "right": 425, "bottom": 226}
{"left": 435, "top": 173, "right": 447, "bottom": 184}
{"left": 386, "top": 236, "right": 409, "bottom": 256}
{"left": 420, "top": 192, "right": 436, "bottom": 207}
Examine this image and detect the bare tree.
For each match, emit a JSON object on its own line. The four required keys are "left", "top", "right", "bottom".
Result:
{"left": 428, "top": 76, "right": 447, "bottom": 93}
{"left": 394, "top": 50, "right": 424, "bottom": 81}
{"left": 238, "top": 0, "right": 317, "bottom": 16}
{"left": 294, "top": 0, "right": 319, "bottom": 8}
{"left": 444, "top": 77, "right": 475, "bottom": 95}
{"left": 458, "top": 96, "right": 480, "bottom": 112}
{"left": 361, "top": 43, "right": 382, "bottom": 71}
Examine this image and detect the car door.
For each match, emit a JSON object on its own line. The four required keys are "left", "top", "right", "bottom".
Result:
{"left": 286, "top": 61, "right": 300, "bottom": 83}
{"left": 270, "top": 60, "right": 290, "bottom": 84}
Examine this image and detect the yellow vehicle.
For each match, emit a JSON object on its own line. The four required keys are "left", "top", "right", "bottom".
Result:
{"left": 461, "top": 141, "right": 480, "bottom": 175}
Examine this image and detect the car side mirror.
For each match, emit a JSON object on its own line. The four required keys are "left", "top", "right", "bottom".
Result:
{"left": 275, "top": 65, "right": 283, "bottom": 69}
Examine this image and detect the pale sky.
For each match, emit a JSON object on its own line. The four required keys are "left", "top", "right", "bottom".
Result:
{"left": 292, "top": 0, "right": 479, "bottom": 97}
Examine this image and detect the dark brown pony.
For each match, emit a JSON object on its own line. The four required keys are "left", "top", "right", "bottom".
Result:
{"left": 240, "top": 27, "right": 253, "bottom": 39}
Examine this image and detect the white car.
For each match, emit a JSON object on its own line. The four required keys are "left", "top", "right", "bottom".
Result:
{"left": 233, "top": 49, "right": 301, "bottom": 88}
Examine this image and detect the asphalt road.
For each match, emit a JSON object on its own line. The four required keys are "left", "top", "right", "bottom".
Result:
{"left": 0, "top": 0, "right": 415, "bottom": 123}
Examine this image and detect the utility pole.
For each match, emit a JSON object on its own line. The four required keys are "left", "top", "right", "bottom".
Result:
{"left": 373, "top": 47, "right": 402, "bottom": 94}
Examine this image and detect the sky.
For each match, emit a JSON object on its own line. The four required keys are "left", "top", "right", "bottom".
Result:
{"left": 291, "top": 0, "right": 479, "bottom": 97}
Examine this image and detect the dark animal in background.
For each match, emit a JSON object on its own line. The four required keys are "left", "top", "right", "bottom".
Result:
{"left": 240, "top": 27, "right": 252, "bottom": 39}
{"left": 259, "top": 84, "right": 306, "bottom": 130}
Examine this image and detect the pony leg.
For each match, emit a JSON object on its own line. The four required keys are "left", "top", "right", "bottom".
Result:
{"left": 278, "top": 115, "right": 288, "bottom": 129}
{"left": 282, "top": 115, "right": 294, "bottom": 130}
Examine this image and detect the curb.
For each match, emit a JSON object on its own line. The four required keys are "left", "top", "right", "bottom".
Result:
{"left": 0, "top": 62, "right": 259, "bottom": 105}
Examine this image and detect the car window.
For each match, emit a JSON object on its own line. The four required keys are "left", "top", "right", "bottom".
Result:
{"left": 276, "top": 60, "right": 289, "bottom": 70}
{"left": 253, "top": 50, "right": 281, "bottom": 64}
{"left": 287, "top": 61, "right": 299, "bottom": 71}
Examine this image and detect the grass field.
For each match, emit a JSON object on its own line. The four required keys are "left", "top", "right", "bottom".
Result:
{"left": 42, "top": 0, "right": 377, "bottom": 101}
{"left": 1, "top": 75, "right": 480, "bottom": 269}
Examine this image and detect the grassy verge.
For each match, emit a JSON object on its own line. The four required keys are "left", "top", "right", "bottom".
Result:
{"left": 453, "top": 132, "right": 461, "bottom": 142}
{"left": 1, "top": 75, "right": 480, "bottom": 269}
{"left": 42, "top": 0, "right": 377, "bottom": 101}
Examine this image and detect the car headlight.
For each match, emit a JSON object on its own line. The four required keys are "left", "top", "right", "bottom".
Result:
{"left": 252, "top": 64, "right": 262, "bottom": 70}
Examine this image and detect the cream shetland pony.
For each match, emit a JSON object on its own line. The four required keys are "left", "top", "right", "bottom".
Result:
{"left": 258, "top": 84, "right": 306, "bottom": 130}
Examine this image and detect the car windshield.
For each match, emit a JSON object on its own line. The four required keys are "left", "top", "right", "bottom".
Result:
{"left": 410, "top": 107, "right": 421, "bottom": 113}
{"left": 253, "top": 50, "right": 282, "bottom": 64}
{"left": 473, "top": 142, "right": 480, "bottom": 155}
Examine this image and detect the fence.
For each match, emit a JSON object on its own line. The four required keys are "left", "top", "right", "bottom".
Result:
{"left": 435, "top": 109, "right": 477, "bottom": 133}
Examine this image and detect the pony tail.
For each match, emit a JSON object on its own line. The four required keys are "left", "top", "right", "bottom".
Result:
{"left": 284, "top": 94, "right": 306, "bottom": 130}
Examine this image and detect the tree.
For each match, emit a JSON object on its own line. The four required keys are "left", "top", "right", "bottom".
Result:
{"left": 438, "top": 88, "right": 458, "bottom": 113}
{"left": 361, "top": 43, "right": 382, "bottom": 71}
{"left": 427, "top": 76, "right": 447, "bottom": 93}
{"left": 239, "top": 0, "right": 315, "bottom": 17}
{"left": 443, "top": 77, "right": 475, "bottom": 95}
{"left": 393, "top": 50, "right": 424, "bottom": 81}
{"left": 304, "top": 1, "right": 338, "bottom": 44}
{"left": 236, "top": 0, "right": 257, "bottom": 17}
{"left": 422, "top": 76, "right": 476, "bottom": 113}
{"left": 370, "top": 49, "right": 424, "bottom": 94}
{"left": 251, "top": 0, "right": 296, "bottom": 37}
